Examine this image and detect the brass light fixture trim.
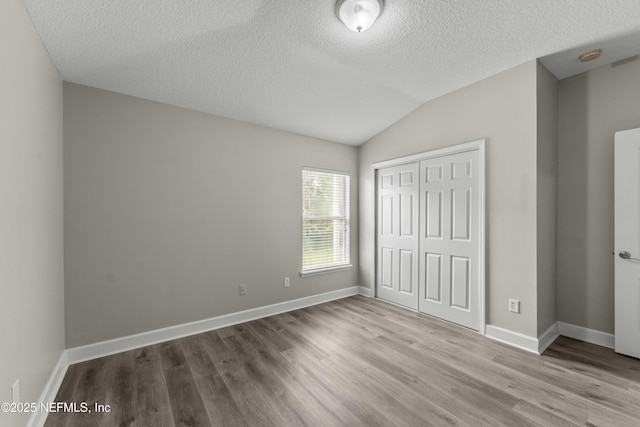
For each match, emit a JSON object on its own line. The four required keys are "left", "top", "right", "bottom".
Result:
{"left": 579, "top": 48, "right": 602, "bottom": 62}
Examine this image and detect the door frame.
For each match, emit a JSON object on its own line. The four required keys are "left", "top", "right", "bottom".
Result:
{"left": 370, "top": 139, "right": 486, "bottom": 335}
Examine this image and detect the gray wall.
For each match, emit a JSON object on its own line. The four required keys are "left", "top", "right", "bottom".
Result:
{"left": 360, "top": 61, "right": 542, "bottom": 337}
{"left": 64, "top": 83, "right": 359, "bottom": 347}
{"left": 557, "top": 55, "right": 640, "bottom": 334}
{"left": 536, "top": 63, "right": 559, "bottom": 334}
{"left": 0, "top": 1, "right": 64, "bottom": 426}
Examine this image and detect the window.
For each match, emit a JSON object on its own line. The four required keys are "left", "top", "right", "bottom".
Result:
{"left": 302, "top": 168, "right": 351, "bottom": 275}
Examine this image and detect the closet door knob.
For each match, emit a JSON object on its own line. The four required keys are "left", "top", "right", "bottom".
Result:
{"left": 620, "top": 251, "right": 631, "bottom": 259}
{"left": 619, "top": 251, "right": 640, "bottom": 261}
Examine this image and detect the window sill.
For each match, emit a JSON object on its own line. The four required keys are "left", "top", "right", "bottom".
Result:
{"left": 300, "top": 264, "right": 353, "bottom": 278}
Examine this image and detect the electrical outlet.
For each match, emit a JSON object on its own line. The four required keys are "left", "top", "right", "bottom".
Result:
{"left": 12, "top": 379, "right": 19, "bottom": 404}
{"left": 509, "top": 299, "right": 520, "bottom": 313}
{"left": 239, "top": 284, "right": 247, "bottom": 296}
{"left": 284, "top": 277, "right": 290, "bottom": 288}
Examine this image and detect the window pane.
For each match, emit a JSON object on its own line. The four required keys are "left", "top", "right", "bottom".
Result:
{"left": 303, "top": 172, "right": 346, "bottom": 217}
{"left": 302, "top": 169, "right": 350, "bottom": 272}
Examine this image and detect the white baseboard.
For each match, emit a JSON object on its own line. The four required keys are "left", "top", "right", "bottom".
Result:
{"left": 485, "top": 324, "right": 540, "bottom": 354}
{"left": 67, "top": 286, "right": 363, "bottom": 365}
{"left": 27, "top": 351, "right": 68, "bottom": 427}
{"left": 538, "top": 322, "right": 560, "bottom": 354}
{"left": 557, "top": 321, "right": 615, "bottom": 349}
{"left": 485, "top": 321, "right": 614, "bottom": 355}
{"left": 358, "top": 285, "right": 373, "bottom": 298}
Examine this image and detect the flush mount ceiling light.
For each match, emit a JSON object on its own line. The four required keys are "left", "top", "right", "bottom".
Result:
{"left": 336, "top": 0, "right": 384, "bottom": 32}
{"left": 579, "top": 48, "right": 602, "bottom": 62}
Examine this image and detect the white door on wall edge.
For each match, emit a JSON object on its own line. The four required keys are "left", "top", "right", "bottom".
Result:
{"left": 376, "top": 162, "right": 419, "bottom": 310}
{"left": 615, "top": 127, "right": 640, "bottom": 359}
{"left": 419, "top": 150, "right": 480, "bottom": 331}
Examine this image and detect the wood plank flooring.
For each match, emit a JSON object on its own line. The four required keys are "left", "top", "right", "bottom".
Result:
{"left": 44, "top": 296, "right": 640, "bottom": 426}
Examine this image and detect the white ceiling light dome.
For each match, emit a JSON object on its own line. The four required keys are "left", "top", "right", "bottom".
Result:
{"left": 336, "top": 0, "right": 384, "bottom": 33}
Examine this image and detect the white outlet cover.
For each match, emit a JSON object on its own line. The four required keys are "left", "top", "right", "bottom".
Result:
{"left": 509, "top": 299, "right": 520, "bottom": 313}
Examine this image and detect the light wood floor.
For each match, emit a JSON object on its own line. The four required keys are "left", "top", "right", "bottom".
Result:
{"left": 45, "top": 296, "right": 640, "bottom": 426}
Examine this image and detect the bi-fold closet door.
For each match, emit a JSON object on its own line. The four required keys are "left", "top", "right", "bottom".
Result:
{"left": 376, "top": 163, "right": 419, "bottom": 309}
{"left": 376, "top": 149, "right": 481, "bottom": 331}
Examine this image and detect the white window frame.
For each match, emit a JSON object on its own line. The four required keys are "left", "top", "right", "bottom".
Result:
{"left": 301, "top": 167, "right": 351, "bottom": 277}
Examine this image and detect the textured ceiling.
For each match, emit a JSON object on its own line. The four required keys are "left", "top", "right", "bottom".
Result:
{"left": 24, "top": 0, "right": 640, "bottom": 145}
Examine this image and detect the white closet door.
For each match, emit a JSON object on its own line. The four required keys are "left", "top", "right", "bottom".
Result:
{"left": 376, "top": 163, "right": 419, "bottom": 309}
{"left": 419, "top": 150, "right": 480, "bottom": 330}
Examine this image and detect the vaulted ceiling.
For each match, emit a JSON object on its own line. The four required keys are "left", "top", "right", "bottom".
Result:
{"left": 24, "top": 0, "right": 640, "bottom": 145}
